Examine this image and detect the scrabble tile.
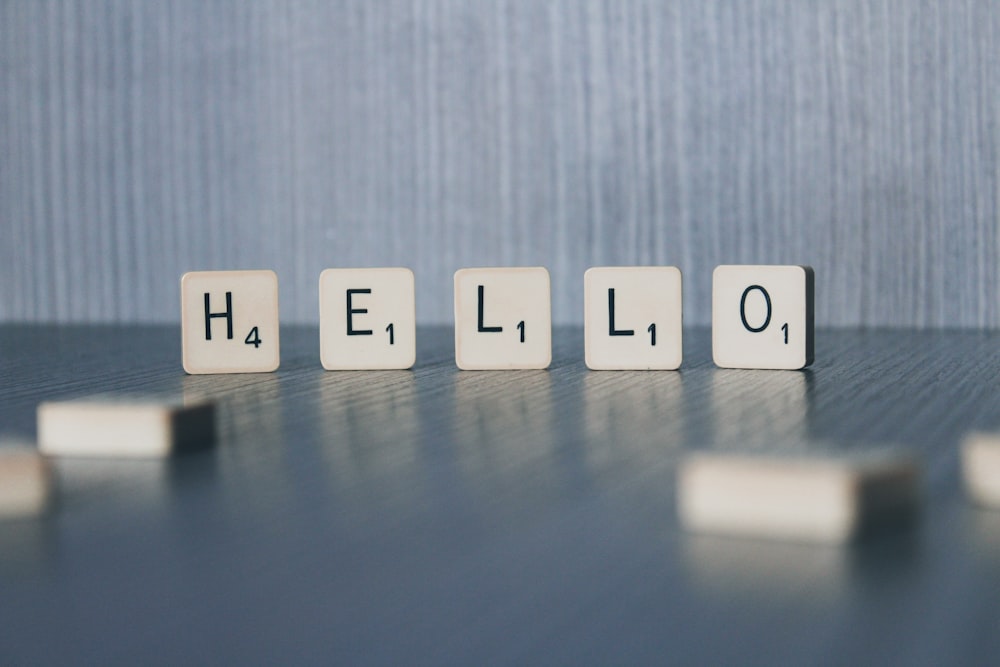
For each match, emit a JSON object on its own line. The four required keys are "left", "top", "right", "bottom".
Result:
{"left": 181, "top": 270, "right": 280, "bottom": 374}
{"left": 38, "top": 397, "right": 216, "bottom": 458}
{"left": 584, "top": 266, "right": 683, "bottom": 370}
{"left": 712, "top": 265, "right": 814, "bottom": 370}
{"left": 962, "top": 433, "right": 1000, "bottom": 507}
{"left": 677, "top": 453, "right": 919, "bottom": 543}
{"left": 0, "top": 445, "right": 52, "bottom": 520}
{"left": 454, "top": 267, "right": 551, "bottom": 370}
{"left": 319, "top": 268, "right": 416, "bottom": 370}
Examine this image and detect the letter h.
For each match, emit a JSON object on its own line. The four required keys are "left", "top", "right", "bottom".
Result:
{"left": 204, "top": 292, "right": 234, "bottom": 340}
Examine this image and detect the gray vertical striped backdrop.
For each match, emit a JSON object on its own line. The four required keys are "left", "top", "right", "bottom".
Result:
{"left": 1, "top": 1, "right": 997, "bottom": 326}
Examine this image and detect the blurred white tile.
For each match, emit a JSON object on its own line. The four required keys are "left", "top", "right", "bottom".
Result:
{"left": 963, "top": 433, "right": 1000, "bottom": 508}
{"left": 0, "top": 444, "right": 52, "bottom": 520}
{"left": 38, "top": 397, "right": 215, "bottom": 458}
{"left": 678, "top": 453, "right": 919, "bottom": 543}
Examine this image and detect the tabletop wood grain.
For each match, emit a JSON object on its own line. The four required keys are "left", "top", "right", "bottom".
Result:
{"left": 1, "top": 324, "right": 999, "bottom": 664}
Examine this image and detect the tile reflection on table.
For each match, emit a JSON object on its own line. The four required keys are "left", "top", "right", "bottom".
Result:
{"left": 709, "top": 369, "right": 813, "bottom": 451}
{"left": 316, "top": 371, "right": 420, "bottom": 489}
{"left": 53, "top": 458, "right": 173, "bottom": 515}
{"left": 451, "top": 370, "right": 555, "bottom": 488}
{"left": 183, "top": 374, "right": 286, "bottom": 514}
{"left": 182, "top": 374, "right": 285, "bottom": 450}
{"left": 680, "top": 532, "right": 851, "bottom": 605}
{"left": 680, "top": 512, "right": 921, "bottom": 608}
{"left": 582, "top": 371, "right": 685, "bottom": 472}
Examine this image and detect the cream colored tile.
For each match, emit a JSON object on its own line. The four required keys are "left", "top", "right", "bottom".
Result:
{"left": 181, "top": 270, "right": 280, "bottom": 374}
{"left": 319, "top": 268, "right": 416, "bottom": 370}
{"left": 38, "top": 397, "right": 216, "bottom": 458}
{"left": 963, "top": 433, "right": 1000, "bottom": 507}
{"left": 454, "top": 267, "right": 551, "bottom": 370}
{"left": 584, "top": 266, "right": 682, "bottom": 370}
{"left": 712, "top": 265, "right": 814, "bottom": 369}
{"left": 0, "top": 444, "right": 52, "bottom": 520}
{"left": 677, "top": 453, "right": 919, "bottom": 543}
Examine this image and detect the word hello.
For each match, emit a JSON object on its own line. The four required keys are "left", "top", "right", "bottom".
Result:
{"left": 180, "top": 265, "right": 814, "bottom": 374}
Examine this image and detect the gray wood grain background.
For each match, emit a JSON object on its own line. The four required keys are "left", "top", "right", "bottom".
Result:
{"left": 1, "top": 1, "right": 997, "bottom": 326}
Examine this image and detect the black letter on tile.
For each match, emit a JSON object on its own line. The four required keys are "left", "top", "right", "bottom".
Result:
{"left": 347, "top": 289, "right": 373, "bottom": 336}
{"left": 608, "top": 289, "right": 635, "bottom": 336}
{"left": 740, "top": 285, "right": 772, "bottom": 333}
{"left": 477, "top": 285, "right": 503, "bottom": 333}
{"left": 204, "top": 292, "right": 233, "bottom": 340}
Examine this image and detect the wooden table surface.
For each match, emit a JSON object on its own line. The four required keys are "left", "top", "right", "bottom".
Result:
{"left": 1, "top": 325, "right": 999, "bottom": 665}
